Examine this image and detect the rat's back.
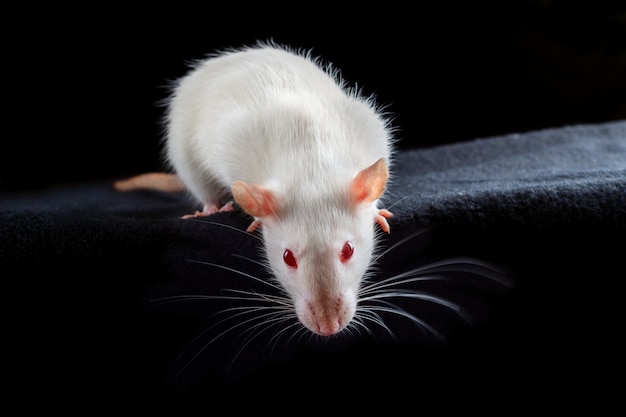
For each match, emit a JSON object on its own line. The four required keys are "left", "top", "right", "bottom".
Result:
{"left": 164, "top": 42, "right": 394, "bottom": 207}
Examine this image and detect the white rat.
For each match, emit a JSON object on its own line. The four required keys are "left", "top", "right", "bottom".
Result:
{"left": 115, "top": 42, "right": 395, "bottom": 336}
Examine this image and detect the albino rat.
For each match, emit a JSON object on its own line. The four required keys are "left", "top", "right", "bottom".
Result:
{"left": 115, "top": 42, "right": 395, "bottom": 336}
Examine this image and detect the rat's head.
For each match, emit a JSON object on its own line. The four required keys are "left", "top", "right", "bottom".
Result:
{"left": 232, "top": 158, "right": 389, "bottom": 336}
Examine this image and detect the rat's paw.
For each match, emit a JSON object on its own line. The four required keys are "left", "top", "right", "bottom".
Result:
{"left": 181, "top": 201, "right": 234, "bottom": 219}
{"left": 375, "top": 209, "right": 393, "bottom": 233}
{"left": 181, "top": 210, "right": 214, "bottom": 219}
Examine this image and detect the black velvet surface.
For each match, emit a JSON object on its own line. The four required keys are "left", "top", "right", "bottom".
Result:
{"left": 2, "top": 120, "right": 625, "bottom": 406}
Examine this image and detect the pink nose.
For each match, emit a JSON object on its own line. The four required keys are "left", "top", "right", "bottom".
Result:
{"left": 316, "top": 319, "right": 342, "bottom": 336}
{"left": 300, "top": 294, "right": 353, "bottom": 336}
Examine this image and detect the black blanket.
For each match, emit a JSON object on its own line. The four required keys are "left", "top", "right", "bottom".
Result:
{"left": 2, "top": 120, "right": 625, "bottom": 404}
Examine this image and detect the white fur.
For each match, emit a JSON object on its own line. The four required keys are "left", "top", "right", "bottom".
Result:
{"left": 164, "top": 42, "right": 395, "bottom": 336}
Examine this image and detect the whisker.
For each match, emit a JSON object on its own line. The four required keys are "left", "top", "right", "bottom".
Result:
{"left": 362, "top": 300, "right": 446, "bottom": 341}
{"left": 191, "top": 291, "right": 293, "bottom": 340}
{"left": 352, "top": 310, "right": 395, "bottom": 339}
{"left": 173, "top": 305, "right": 264, "bottom": 371}
{"left": 384, "top": 191, "right": 421, "bottom": 211}
{"left": 148, "top": 294, "right": 224, "bottom": 306}
{"left": 222, "top": 288, "right": 292, "bottom": 307}
{"left": 285, "top": 322, "right": 318, "bottom": 347}
{"left": 148, "top": 292, "right": 284, "bottom": 307}
{"left": 152, "top": 282, "right": 297, "bottom": 377}
{"left": 177, "top": 307, "right": 289, "bottom": 376}
{"left": 378, "top": 257, "right": 511, "bottom": 287}
{"left": 186, "top": 259, "right": 283, "bottom": 291}
{"left": 361, "top": 290, "right": 472, "bottom": 323}
{"left": 226, "top": 310, "right": 298, "bottom": 373}
{"left": 374, "top": 228, "right": 432, "bottom": 262}
{"left": 230, "top": 253, "right": 270, "bottom": 269}
{"left": 266, "top": 319, "right": 306, "bottom": 353}
{"left": 421, "top": 257, "right": 512, "bottom": 287}
{"left": 361, "top": 274, "right": 451, "bottom": 296}
{"left": 182, "top": 305, "right": 280, "bottom": 353}
{"left": 185, "top": 219, "right": 263, "bottom": 242}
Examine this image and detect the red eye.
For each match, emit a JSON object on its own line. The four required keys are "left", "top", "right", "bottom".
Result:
{"left": 283, "top": 249, "right": 298, "bottom": 269}
{"left": 340, "top": 241, "right": 354, "bottom": 263}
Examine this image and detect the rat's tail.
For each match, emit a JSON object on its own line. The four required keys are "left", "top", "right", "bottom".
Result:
{"left": 113, "top": 172, "right": 185, "bottom": 192}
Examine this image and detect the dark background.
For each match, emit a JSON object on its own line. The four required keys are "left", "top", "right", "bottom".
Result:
{"left": 2, "top": 0, "right": 625, "bottom": 190}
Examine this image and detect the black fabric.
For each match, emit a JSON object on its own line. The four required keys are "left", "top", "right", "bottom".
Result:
{"left": 2, "top": 121, "right": 625, "bottom": 405}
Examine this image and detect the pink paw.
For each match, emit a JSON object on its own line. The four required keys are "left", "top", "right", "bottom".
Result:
{"left": 181, "top": 201, "right": 234, "bottom": 219}
{"left": 375, "top": 209, "right": 393, "bottom": 233}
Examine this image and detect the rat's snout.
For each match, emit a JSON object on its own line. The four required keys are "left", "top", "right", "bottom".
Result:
{"left": 316, "top": 314, "right": 343, "bottom": 337}
{"left": 298, "top": 292, "right": 355, "bottom": 337}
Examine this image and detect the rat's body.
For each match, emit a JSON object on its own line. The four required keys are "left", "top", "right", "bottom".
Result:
{"left": 117, "top": 43, "right": 395, "bottom": 336}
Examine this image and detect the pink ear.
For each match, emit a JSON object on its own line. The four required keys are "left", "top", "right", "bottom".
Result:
{"left": 231, "top": 181, "right": 278, "bottom": 218}
{"left": 351, "top": 158, "right": 389, "bottom": 203}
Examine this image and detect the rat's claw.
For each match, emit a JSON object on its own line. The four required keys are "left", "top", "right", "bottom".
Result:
{"left": 375, "top": 209, "right": 393, "bottom": 233}
{"left": 181, "top": 202, "right": 220, "bottom": 219}
{"left": 246, "top": 219, "right": 263, "bottom": 233}
{"left": 181, "top": 201, "right": 234, "bottom": 219}
{"left": 182, "top": 210, "right": 209, "bottom": 219}
{"left": 378, "top": 209, "right": 393, "bottom": 219}
{"left": 218, "top": 201, "right": 234, "bottom": 212}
